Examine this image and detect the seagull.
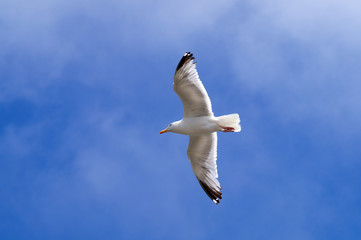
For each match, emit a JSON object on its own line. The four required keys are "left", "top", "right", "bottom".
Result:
{"left": 160, "top": 52, "right": 241, "bottom": 204}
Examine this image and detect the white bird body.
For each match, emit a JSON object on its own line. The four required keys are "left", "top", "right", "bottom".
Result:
{"left": 168, "top": 116, "right": 219, "bottom": 135}
{"left": 160, "top": 52, "right": 241, "bottom": 204}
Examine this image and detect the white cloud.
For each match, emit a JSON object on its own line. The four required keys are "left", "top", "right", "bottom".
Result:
{"left": 0, "top": 0, "right": 237, "bottom": 102}
{"left": 0, "top": 0, "right": 237, "bottom": 52}
{"left": 227, "top": 0, "right": 361, "bottom": 134}
{"left": 259, "top": 0, "right": 361, "bottom": 47}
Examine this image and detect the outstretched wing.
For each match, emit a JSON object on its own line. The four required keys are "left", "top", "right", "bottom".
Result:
{"left": 187, "top": 133, "right": 222, "bottom": 204}
{"left": 173, "top": 52, "right": 213, "bottom": 117}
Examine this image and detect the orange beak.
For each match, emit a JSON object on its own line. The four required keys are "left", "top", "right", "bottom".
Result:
{"left": 159, "top": 129, "right": 167, "bottom": 134}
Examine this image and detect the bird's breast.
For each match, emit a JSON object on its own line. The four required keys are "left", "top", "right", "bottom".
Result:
{"left": 177, "top": 117, "right": 218, "bottom": 135}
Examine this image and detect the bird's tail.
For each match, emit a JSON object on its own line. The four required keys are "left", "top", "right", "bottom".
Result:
{"left": 217, "top": 114, "right": 241, "bottom": 132}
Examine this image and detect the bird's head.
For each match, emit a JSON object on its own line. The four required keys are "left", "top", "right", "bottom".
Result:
{"left": 160, "top": 121, "right": 180, "bottom": 134}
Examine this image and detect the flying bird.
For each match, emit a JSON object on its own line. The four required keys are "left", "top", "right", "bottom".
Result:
{"left": 160, "top": 52, "right": 241, "bottom": 204}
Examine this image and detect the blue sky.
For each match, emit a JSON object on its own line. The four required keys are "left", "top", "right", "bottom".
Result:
{"left": 1, "top": 0, "right": 361, "bottom": 239}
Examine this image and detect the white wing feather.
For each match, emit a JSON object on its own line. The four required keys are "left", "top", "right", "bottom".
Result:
{"left": 187, "top": 133, "right": 222, "bottom": 204}
{"left": 173, "top": 53, "right": 213, "bottom": 117}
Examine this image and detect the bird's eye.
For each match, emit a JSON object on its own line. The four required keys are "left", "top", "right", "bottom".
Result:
{"left": 169, "top": 124, "right": 172, "bottom": 127}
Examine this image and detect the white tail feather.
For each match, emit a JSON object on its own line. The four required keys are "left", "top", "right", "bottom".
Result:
{"left": 217, "top": 113, "right": 241, "bottom": 132}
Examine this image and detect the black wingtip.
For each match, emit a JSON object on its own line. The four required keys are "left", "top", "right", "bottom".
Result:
{"left": 198, "top": 180, "right": 222, "bottom": 204}
{"left": 175, "top": 52, "right": 195, "bottom": 71}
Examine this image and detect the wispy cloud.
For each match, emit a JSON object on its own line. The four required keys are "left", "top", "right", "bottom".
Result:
{"left": 1, "top": 0, "right": 361, "bottom": 239}
{"left": 225, "top": 0, "right": 361, "bottom": 137}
